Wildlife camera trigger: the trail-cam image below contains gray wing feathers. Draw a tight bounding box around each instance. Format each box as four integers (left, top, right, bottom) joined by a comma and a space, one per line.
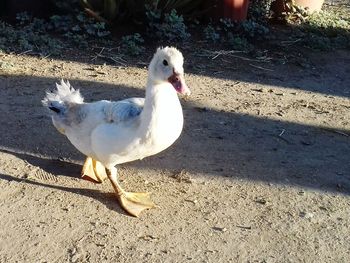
107, 98, 144, 122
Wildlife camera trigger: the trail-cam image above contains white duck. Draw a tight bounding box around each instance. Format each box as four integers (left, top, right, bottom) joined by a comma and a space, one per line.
43, 47, 190, 217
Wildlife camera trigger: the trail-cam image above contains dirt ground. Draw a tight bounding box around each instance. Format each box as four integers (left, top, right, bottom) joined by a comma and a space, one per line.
0, 42, 349, 263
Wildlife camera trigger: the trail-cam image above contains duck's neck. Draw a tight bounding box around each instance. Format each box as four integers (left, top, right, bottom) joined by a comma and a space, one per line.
142, 78, 178, 119
140, 78, 183, 139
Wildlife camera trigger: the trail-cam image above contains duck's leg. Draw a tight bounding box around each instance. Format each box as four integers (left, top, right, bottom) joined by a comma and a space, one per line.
81, 157, 107, 183
105, 167, 155, 217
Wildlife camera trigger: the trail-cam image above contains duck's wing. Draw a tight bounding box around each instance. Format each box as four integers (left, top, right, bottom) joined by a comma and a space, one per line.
107, 98, 144, 123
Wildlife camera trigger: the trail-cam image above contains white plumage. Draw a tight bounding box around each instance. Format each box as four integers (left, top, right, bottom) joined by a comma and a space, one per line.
43, 47, 190, 217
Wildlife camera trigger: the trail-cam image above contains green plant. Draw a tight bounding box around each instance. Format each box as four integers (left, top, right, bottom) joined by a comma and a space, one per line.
240, 20, 270, 38
227, 35, 251, 50
146, 8, 190, 42
204, 25, 220, 43
84, 22, 110, 37
220, 18, 269, 39
297, 10, 350, 50
248, 0, 273, 23
50, 15, 75, 32
0, 21, 62, 55
304, 34, 331, 50
121, 33, 145, 55
304, 10, 350, 37
16, 12, 32, 25
203, 18, 268, 50
50, 13, 110, 37
0, 8, 113, 56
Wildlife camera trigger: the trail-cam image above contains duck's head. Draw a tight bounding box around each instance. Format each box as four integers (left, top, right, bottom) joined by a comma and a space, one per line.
148, 47, 190, 96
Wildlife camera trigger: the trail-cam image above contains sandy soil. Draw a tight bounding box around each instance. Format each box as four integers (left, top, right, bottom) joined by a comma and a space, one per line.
0, 46, 349, 263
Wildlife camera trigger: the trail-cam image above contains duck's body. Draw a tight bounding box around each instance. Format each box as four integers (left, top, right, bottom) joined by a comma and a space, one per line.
61, 83, 183, 166
43, 47, 190, 216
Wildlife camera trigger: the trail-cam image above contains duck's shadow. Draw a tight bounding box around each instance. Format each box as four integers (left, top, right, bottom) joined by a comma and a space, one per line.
0, 75, 349, 196
0, 149, 129, 216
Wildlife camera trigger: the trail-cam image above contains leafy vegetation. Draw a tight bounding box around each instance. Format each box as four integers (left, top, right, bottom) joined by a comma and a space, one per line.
248, 0, 273, 23
121, 33, 145, 55
203, 18, 269, 51
146, 7, 190, 42
204, 25, 220, 43
281, 6, 350, 50
0, 19, 62, 55
0, 0, 349, 57
0, 10, 112, 55
300, 10, 350, 50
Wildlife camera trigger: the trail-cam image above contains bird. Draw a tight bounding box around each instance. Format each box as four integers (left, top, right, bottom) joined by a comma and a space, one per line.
42, 47, 190, 217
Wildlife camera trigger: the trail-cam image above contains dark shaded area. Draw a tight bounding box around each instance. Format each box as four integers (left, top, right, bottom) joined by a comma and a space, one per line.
0, 171, 128, 216
0, 0, 56, 20
0, 1, 348, 100
0, 75, 349, 196
185, 47, 350, 98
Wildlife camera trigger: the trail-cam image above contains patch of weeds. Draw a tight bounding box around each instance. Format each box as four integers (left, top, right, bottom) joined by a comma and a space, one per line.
146, 7, 190, 42
49, 13, 111, 48
84, 22, 110, 37
240, 20, 269, 38
271, 2, 349, 50
227, 35, 251, 50
121, 33, 145, 56
303, 10, 350, 37
204, 25, 220, 43
0, 21, 62, 55
248, 0, 273, 23
204, 18, 268, 51
49, 13, 110, 37
16, 12, 32, 25
63, 32, 89, 48
49, 15, 75, 32
303, 34, 331, 50
299, 10, 350, 50
75, 13, 110, 37
0, 11, 112, 55
221, 18, 269, 39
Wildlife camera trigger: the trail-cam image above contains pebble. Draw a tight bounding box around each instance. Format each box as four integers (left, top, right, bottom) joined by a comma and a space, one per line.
255, 198, 267, 205
300, 211, 314, 219
212, 226, 228, 232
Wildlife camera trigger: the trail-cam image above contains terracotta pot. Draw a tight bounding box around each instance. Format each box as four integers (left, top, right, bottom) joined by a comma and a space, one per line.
271, 0, 324, 14
206, 0, 250, 21
294, 0, 324, 12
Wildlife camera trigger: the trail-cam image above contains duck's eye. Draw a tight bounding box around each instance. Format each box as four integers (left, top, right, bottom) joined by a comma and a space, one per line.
162, 59, 168, 66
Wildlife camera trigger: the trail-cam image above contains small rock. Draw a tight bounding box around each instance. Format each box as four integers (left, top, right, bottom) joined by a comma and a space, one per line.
255, 198, 267, 205
300, 211, 314, 219
185, 199, 198, 204
300, 140, 312, 146
194, 107, 209, 112
212, 226, 227, 232
251, 88, 265, 93
139, 235, 158, 241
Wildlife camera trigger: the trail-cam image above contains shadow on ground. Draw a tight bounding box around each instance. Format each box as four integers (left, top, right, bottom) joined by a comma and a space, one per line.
0, 164, 128, 216
0, 74, 349, 196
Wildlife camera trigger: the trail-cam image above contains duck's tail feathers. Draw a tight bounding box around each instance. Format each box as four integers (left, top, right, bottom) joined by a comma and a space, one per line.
42, 80, 84, 114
